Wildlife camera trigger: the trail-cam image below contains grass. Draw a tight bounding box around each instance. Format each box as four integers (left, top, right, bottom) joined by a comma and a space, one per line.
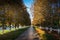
0, 28, 17, 35
34, 26, 57, 40
44, 33, 56, 40
0, 27, 27, 35
0, 27, 29, 40
0, 30, 10, 34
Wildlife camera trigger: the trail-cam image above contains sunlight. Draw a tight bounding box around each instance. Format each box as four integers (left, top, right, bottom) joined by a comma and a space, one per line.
35, 26, 46, 40
23, 0, 34, 22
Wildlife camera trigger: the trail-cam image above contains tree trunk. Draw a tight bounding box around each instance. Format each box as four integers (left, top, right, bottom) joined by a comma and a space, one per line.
15, 24, 17, 30
2, 24, 5, 33
9, 22, 11, 30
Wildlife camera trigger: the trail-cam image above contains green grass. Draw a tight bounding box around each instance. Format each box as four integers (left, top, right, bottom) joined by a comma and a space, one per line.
0, 28, 17, 35
33, 26, 58, 40
0, 30, 10, 34
0, 26, 29, 34
0, 27, 29, 40
0, 30, 3, 34
43, 33, 57, 40
0, 27, 26, 35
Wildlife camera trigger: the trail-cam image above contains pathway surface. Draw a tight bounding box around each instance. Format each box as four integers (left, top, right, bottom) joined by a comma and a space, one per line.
15, 26, 39, 40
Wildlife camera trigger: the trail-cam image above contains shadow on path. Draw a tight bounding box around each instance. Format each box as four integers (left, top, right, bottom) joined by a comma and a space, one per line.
15, 26, 39, 40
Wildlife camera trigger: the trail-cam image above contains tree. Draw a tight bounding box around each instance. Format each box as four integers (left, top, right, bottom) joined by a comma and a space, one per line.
33, 0, 50, 26
0, 0, 31, 31
0, 6, 6, 33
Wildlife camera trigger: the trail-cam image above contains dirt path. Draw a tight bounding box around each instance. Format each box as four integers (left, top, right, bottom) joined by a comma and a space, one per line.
15, 26, 39, 40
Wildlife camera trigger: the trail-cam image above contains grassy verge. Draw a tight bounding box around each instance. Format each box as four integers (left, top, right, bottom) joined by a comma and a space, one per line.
0, 28, 16, 35
43, 33, 57, 40
33, 26, 57, 40
0, 27, 29, 40
0, 27, 28, 35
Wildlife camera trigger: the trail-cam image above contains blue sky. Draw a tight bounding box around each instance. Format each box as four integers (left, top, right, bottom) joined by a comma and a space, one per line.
23, 0, 34, 21
23, 0, 34, 8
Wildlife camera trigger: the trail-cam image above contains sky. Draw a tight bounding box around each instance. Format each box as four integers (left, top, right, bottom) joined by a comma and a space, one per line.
23, 0, 34, 21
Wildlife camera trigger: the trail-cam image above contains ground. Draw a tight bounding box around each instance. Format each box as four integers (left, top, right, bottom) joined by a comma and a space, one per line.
15, 26, 39, 40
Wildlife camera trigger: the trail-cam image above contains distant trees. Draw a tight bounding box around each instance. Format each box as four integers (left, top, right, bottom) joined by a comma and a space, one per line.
48, 0, 60, 27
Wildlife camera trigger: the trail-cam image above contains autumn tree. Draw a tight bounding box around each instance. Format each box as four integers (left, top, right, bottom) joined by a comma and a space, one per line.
33, 0, 50, 26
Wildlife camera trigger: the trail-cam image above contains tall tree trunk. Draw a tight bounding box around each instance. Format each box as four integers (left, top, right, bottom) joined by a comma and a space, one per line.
2, 24, 5, 33
9, 22, 11, 30
15, 23, 17, 29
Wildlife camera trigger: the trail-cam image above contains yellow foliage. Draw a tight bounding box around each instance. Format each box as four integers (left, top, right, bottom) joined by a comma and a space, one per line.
35, 26, 46, 40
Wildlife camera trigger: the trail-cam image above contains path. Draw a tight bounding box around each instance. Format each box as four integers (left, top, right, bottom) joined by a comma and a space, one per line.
15, 26, 39, 40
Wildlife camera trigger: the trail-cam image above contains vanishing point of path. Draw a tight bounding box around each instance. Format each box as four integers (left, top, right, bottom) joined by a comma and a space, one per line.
15, 26, 39, 40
